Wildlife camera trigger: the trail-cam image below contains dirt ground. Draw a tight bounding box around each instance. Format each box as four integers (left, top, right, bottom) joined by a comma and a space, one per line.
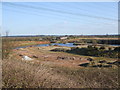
12, 46, 86, 68
11, 46, 117, 69
3, 46, 118, 88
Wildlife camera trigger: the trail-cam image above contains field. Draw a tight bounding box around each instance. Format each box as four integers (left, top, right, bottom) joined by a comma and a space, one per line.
2, 1, 119, 88
2, 36, 119, 88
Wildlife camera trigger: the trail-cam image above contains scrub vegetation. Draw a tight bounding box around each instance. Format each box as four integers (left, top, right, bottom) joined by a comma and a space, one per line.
2, 35, 119, 88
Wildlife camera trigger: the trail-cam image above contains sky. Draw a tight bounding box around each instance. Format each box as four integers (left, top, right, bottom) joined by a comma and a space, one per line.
1, 2, 118, 36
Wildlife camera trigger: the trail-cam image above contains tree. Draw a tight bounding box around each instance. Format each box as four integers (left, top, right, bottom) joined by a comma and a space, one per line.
114, 47, 120, 51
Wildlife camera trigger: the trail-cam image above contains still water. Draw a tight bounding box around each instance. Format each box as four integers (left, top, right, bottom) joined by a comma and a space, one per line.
15, 43, 120, 49
35, 43, 75, 47
15, 43, 75, 49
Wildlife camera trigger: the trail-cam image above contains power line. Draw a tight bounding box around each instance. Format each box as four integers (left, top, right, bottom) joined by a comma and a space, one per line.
72, 2, 117, 12
3, 5, 117, 26
47, 2, 117, 18
2, 8, 117, 35
4, 2, 117, 22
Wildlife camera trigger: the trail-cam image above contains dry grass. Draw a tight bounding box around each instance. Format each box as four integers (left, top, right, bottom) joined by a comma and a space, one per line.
54, 66, 119, 88
2, 59, 76, 88
2, 38, 119, 88
2, 57, 119, 88
2, 38, 49, 59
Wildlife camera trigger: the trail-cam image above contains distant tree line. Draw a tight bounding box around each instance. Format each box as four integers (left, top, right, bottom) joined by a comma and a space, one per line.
71, 39, 120, 45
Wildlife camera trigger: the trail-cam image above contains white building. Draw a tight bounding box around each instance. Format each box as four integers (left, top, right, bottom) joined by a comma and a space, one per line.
60, 37, 68, 40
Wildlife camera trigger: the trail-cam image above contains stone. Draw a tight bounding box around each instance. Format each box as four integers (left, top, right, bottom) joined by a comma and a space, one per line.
22, 56, 33, 61
32, 55, 38, 58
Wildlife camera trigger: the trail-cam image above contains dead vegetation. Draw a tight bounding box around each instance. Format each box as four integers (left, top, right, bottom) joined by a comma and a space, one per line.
2, 57, 119, 88
2, 38, 119, 88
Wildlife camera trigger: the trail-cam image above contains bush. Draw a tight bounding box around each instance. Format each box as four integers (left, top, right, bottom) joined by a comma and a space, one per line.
2, 38, 13, 59
99, 46, 105, 50
114, 47, 120, 51
67, 46, 119, 58
51, 48, 68, 52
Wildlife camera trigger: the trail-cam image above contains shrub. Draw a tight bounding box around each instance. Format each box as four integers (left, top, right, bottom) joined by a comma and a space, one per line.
51, 48, 68, 52
2, 38, 13, 59
99, 46, 105, 50
114, 47, 120, 51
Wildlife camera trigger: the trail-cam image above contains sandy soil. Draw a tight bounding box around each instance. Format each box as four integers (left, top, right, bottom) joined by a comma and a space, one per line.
12, 46, 92, 68
12, 46, 117, 69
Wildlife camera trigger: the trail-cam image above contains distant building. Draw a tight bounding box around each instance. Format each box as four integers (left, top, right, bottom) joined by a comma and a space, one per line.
39, 38, 43, 41
60, 37, 68, 40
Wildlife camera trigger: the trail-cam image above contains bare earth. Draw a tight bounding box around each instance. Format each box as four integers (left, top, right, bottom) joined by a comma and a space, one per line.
3, 46, 118, 88
12, 46, 117, 68
12, 46, 90, 68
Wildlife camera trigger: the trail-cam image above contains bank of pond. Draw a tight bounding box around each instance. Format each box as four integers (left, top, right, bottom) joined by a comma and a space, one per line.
15, 42, 120, 59
15, 42, 120, 49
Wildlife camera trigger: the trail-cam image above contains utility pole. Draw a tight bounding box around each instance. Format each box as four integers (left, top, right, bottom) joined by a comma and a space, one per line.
5, 30, 9, 37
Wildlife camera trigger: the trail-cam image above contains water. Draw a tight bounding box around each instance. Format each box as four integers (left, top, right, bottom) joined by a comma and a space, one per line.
35, 43, 75, 47
15, 43, 120, 49
15, 46, 30, 49
15, 43, 75, 49
110, 44, 120, 46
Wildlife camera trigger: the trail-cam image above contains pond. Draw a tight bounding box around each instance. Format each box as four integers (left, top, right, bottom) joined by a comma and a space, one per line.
35, 43, 75, 47
15, 43, 120, 49
15, 43, 76, 49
